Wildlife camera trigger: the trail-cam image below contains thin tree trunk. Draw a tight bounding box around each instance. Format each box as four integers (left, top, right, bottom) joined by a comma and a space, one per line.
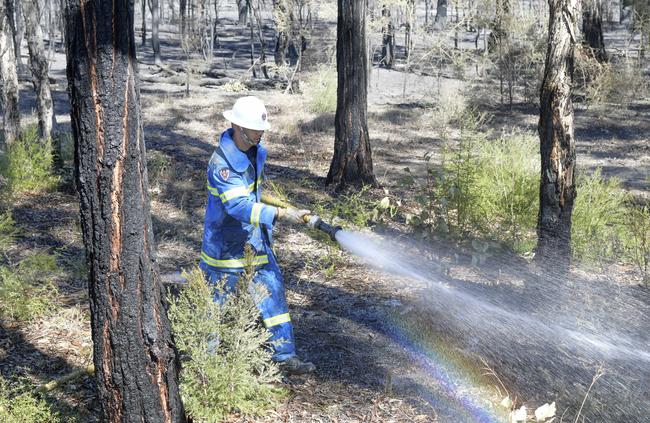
152, 0, 161, 64
64, 0, 186, 420
582, 0, 607, 61
21, 0, 55, 141
0, 0, 20, 146
250, 0, 268, 78
141, 0, 146, 46
180, 0, 186, 38
380, 5, 394, 68
272, 0, 291, 66
435, 0, 447, 27
536, 0, 580, 273
237, 0, 247, 25
11, 0, 25, 72
327, 0, 378, 190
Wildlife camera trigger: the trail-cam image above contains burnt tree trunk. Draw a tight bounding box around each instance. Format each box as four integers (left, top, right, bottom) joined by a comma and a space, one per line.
64, 0, 185, 420
435, 0, 447, 27
327, 0, 377, 190
141, 0, 146, 46
21, 0, 55, 141
180, 0, 186, 38
0, 0, 20, 146
536, 0, 580, 273
152, 0, 161, 64
582, 0, 607, 61
236, 0, 247, 25
272, 0, 292, 66
380, 5, 394, 68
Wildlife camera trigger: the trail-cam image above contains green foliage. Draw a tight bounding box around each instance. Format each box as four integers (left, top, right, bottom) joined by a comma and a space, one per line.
623, 203, 650, 283
0, 211, 16, 255
315, 185, 399, 228
473, 131, 539, 253
0, 125, 59, 195
572, 170, 629, 263
579, 57, 649, 108
302, 64, 337, 114
147, 150, 173, 188
167, 264, 284, 422
0, 377, 59, 423
0, 252, 60, 321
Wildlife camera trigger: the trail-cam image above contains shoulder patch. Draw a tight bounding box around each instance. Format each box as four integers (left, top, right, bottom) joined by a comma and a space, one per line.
218, 168, 230, 181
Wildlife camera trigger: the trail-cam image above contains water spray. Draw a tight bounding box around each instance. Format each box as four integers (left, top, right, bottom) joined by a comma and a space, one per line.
261, 194, 342, 241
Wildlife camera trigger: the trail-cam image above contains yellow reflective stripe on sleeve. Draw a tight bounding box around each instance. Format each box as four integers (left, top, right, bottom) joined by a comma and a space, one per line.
206, 181, 220, 196
219, 186, 251, 203
200, 252, 269, 268
264, 313, 291, 328
250, 203, 263, 226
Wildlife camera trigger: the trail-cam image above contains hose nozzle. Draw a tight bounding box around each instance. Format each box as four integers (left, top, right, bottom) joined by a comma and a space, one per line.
307, 215, 342, 242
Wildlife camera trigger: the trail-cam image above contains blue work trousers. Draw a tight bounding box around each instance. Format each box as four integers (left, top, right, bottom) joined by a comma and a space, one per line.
199, 253, 296, 362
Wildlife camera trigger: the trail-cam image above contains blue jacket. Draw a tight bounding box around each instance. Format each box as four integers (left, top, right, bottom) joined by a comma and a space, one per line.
200, 129, 278, 272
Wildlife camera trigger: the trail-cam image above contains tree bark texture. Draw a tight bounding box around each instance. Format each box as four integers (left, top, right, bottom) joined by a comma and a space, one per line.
272, 0, 292, 66
64, 0, 185, 421
327, 0, 377, 190
0, 0, 20, 146
152, 0, 161, 65
435, 0, 447, 27
381, 5, 394, 67
537, 0, 580, 272
582, 0, 607, 61
21, 0, 54, 141
237, 0, 247, 25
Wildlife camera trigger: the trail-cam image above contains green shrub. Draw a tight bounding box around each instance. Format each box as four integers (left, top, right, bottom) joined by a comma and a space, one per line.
167, 265, 284, 422
0, 252, 60, 321
623, 203, 650, 283
572, 170, 629, 264
0, 211, 16, 255
473, 131, 539, 253
0, 126, 59, 195
0, 377, 59, 423
302, 65, 337, 114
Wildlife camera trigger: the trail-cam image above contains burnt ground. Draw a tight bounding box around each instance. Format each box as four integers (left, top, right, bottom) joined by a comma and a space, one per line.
1, 1, 649, 422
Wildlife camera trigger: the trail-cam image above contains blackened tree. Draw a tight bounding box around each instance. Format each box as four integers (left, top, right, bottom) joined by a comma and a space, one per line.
327, 0, 378, 190
536, 0, 580, 273
64, 0, 185, 420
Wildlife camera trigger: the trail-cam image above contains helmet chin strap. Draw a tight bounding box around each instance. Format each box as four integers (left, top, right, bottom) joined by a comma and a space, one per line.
240, 127, 262, 147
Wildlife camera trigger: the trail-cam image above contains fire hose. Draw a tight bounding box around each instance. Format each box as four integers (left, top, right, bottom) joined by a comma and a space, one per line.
260, 194, 342, 242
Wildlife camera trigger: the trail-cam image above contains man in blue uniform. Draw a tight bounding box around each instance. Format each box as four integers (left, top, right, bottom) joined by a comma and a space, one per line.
200, 96, 316, 374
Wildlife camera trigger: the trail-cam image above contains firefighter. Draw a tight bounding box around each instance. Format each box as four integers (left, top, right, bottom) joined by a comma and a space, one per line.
199, 96, 316, 375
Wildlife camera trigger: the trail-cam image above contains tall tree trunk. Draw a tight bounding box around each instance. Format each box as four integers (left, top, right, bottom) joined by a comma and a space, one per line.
141, 0, 146, 46
152, 0, 161, 64
0, 0, 20, 146
327, 0, 377, 190
180, 0, 186, 38
272, 0, 291, 66
236, 0, 247, 25
582, 0, 607, 61
380, 5, 394, 68
21, 0, 55, 141
10, 0, 25, 72
536, 0, 580, 273
64, 0, 185, 420
435, 0, 447, 27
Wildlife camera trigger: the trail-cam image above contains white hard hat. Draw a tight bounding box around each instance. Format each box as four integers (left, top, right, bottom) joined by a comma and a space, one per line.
223, 96, 271, 131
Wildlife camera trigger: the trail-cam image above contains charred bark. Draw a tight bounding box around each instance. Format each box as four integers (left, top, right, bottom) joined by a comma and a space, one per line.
434, 0, 447, 27
152, 0, 161, 65
536, 0, 580, 273
64, 0, 185, 420
0, 0, 20, 146
327, 0, 378, 190
380, 5, 394, 68
272, 0, 292, 66
582, 0, 607, 62
21, 0, 55, 141
237, 0, 247, 25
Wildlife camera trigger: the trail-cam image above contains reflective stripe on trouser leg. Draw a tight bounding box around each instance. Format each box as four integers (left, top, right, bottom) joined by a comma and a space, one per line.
254, 255, 296, 361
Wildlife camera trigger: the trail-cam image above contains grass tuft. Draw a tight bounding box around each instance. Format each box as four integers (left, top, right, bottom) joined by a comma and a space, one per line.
0, 377, 59, 423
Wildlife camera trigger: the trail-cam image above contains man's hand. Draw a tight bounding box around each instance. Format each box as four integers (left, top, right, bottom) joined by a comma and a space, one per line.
276, 207, 311, 224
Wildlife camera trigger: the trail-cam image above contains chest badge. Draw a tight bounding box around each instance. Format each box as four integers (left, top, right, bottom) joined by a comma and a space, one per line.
218, 168, 230, 181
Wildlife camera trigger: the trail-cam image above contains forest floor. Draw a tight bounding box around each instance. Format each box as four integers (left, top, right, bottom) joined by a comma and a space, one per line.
1, 2, 649, 422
